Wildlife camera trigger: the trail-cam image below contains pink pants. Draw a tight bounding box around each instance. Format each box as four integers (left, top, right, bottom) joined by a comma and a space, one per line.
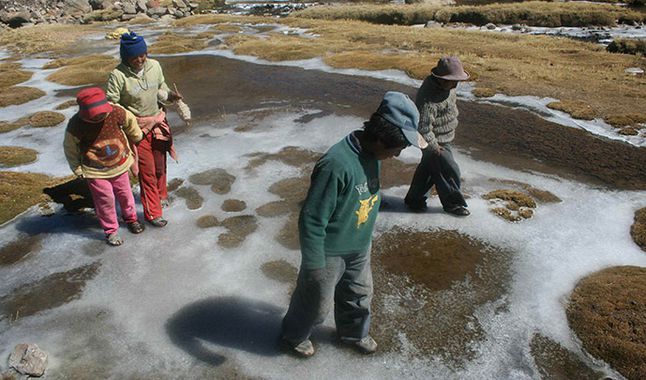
87, 171, 138, 235
137, 131, 168, 221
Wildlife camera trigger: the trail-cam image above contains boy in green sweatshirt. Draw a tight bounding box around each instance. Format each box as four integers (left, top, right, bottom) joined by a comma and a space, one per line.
281, 91, 428, 357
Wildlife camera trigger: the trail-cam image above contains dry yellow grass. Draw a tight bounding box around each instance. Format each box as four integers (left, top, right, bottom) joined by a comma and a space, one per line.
631, 207, 646, 252
0, 146, 38, 167
0, 62, 32, 88
148, 32, 210, 54
0, 86, 45, 107
0, 117, 29, 133
45, 54, 117, 86
29, 111, 66, 128
0, 23, 100, 55
175, 13, 646, 126
0, 171, 66, 224
547, 100, 597, 120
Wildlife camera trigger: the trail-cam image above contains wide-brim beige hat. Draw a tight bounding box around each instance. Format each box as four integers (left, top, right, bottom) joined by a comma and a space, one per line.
431, 56, 470, 81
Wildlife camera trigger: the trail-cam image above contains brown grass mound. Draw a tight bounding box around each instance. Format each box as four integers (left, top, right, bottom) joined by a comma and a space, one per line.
605, 113, 646, 128
0, 146, 38, 167
148, 32, 209, 55
0, 86, 45, 107
188, 168, 236, 194
245, 146, 320, 170
196, 214, 220, 228
45, 55, 117, 86
630, 207, 646, 252
218, 215, 258, 248
567, 266, 646, 380
0, 171, 63, 224
260, 260, 298, 285
490, 179, 561, 203
607, 38, 646, 56
167, 178, 185, 192
0, 23, 100, 55
175, 186, 204, 210
221, 199, 247, 212
0, 62, 32, 88
547, 100, 596, 120
530, 334, 607, 379
484, 189, 537, 222
0, 117, 30, 134
372, 227, 511, 364
472, 87, 497, 98
56, 99, 78, 110
29, 111, 66, 128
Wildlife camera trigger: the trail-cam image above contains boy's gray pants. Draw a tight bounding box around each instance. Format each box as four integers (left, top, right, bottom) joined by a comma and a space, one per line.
282, 251, 373, 344
406, 144, 467, 209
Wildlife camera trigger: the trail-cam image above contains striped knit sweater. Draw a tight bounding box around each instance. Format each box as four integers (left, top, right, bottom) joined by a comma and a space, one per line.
415, 76, 459, 152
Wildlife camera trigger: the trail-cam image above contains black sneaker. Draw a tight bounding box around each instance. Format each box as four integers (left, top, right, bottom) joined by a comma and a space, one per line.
444, 205, 470, 216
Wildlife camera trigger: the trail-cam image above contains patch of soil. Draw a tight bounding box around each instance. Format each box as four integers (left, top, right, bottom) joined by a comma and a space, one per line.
371, 227, 512, 365
0, 146, 38, 167
380, 157, 417, 189
530, 334, 607, 380
29, 111, 66, 128
630, 207, 646, 252
260, 259, 298, 284
0, 262, 101, 321
188, 168, 236, 195
218, 215, 258, 249
566, 266, 646, 380
175, 186, 204, 210
0, 171, 62, 224
221, 199, 246, 212
0, 86, 45, 107
196, 214, 220, 228
245, 146, 320, 171
0, 234, 42, 266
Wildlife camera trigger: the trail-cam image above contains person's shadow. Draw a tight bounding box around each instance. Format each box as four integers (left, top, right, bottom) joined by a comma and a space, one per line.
165, 296, 284, 366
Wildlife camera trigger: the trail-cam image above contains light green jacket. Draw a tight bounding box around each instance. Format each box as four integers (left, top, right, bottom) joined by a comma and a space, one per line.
106, 58, 171, 117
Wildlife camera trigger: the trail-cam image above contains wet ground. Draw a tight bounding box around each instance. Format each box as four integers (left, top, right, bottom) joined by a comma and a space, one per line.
159, 55, 646, 191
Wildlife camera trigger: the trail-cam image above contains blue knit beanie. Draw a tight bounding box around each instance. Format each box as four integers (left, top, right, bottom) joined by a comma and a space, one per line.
119, 32, 147, 62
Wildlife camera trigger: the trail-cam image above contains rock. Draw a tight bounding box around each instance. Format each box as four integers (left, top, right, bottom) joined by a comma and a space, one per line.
121, 12, 136, 20
146, 6, 166, 16
64, 0, 92, 13
2, 11, 32, 28
187, 2, 198, 9
625, 67, 644, 76
172, 0, 187, 8
8, 343, 48, 377
122, 2, 136, 13
145, 0, 159, 7
485, 22, 496, 30
173, 9, 184, 17
425, 20, 441, 28
511, 24, 523, 31
166, 6, 173, 15
135, 0, 147, 11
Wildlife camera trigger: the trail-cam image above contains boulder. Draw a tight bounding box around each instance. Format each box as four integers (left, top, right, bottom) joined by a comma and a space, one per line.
173, 9, 184, 17
3, 11, 32, 28
121, 13, 136, 20
8, 343, 48, 377
484, 22, 496, 30
64, 0, 92, 13
122, 2, 136, 13
145, 0, 159, 8
187, 2, 197, 9
136, 0, 147, 11
146, 6, 166, 16
425, 20, 441, 28
172, 0, 187, 8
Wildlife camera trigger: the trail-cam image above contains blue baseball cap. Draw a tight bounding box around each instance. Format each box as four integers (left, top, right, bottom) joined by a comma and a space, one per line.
376, 91, 428, 149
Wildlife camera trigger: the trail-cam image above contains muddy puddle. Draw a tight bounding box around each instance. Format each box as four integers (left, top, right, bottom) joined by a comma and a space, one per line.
158, 55, 646, 191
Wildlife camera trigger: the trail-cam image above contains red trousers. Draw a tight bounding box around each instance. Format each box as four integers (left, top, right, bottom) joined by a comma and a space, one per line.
137, 132, 168, 221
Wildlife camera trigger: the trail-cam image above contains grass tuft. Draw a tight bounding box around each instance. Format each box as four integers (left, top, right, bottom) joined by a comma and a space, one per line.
547, 100, 596, 120
45, 55, 117, 86
0, 171, 65, 224
0, 86, 45, 107
148, 32, 210, 55
607, 38, 646, 55
0, 146, 38, 167
29, 111, 66, 128
631, 207, 646, 251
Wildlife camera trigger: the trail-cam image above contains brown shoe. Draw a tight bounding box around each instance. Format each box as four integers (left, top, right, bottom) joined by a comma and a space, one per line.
127, 221, 145, 234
